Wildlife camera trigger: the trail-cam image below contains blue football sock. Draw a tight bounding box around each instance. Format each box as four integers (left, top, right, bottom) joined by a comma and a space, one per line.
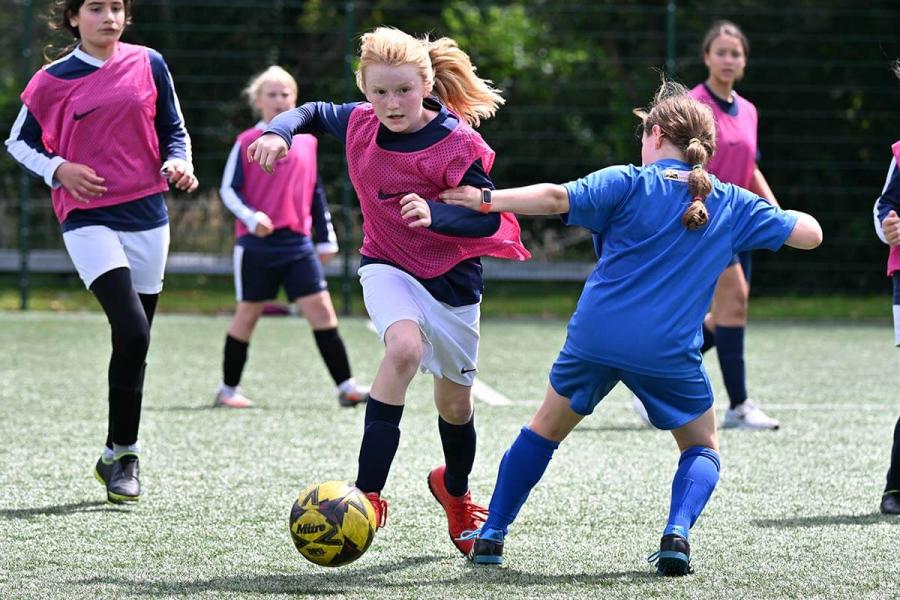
664, 446, 721, 540
482, 427, 559, 535
715, 326, 747, 409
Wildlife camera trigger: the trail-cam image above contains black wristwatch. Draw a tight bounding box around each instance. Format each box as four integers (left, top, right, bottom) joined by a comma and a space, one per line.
479, 188, 493, 213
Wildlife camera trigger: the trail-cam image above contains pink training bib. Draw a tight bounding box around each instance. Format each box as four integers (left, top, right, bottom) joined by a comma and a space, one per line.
886, 141, 900, 275
345, 104, 530, 278
20, 42, 169, 223
235, 127, 318, 238
690, 84, 758, 189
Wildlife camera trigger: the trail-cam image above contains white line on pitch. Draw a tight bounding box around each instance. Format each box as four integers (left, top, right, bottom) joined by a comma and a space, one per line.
363, 319, 513, 406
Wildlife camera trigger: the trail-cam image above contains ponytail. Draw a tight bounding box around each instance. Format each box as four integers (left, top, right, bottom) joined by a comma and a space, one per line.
635, 79, 717, 231
427, 37, 504, 127
683, 138, 713, 230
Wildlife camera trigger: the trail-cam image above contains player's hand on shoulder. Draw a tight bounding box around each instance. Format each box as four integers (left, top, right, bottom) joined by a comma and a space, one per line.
54, 161, 107, 203
247, 133, 288, 174
162, 159, 199, 193
884, 210, 900, 246
253, 212, 274, 237
399, 193, 431, 229
439, 185, 481, 211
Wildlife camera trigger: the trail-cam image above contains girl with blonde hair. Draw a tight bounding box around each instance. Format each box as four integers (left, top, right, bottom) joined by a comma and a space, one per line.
216, 65, 369, 409
247, 27, 530, 556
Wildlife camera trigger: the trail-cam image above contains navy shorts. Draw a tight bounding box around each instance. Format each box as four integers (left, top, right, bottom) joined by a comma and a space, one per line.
234, 246, 327, 302
549, 347, 713, 430
727, 251, 753, 284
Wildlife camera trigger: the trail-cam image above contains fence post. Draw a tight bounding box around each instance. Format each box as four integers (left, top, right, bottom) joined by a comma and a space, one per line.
665, 0, 677, 77
338, 0, 356, 316
18, 0, 34, 311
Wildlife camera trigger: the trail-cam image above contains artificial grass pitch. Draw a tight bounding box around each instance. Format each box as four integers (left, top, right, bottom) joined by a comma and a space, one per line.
0, 313, 897, 599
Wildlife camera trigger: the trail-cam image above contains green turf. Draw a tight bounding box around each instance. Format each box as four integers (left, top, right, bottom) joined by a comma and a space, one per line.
0, 313, 897, 599
0, 273, 894, 320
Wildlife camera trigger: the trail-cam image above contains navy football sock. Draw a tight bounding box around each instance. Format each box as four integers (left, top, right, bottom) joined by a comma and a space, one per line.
664, 446, 721, 540
715, 326, 747, 409
223, 335, 248, 388
482, 427, 559, 535
354, 397, 404, 494
886, 416, 900, 492
700, 323, 716, 354
438, 415, 476, 496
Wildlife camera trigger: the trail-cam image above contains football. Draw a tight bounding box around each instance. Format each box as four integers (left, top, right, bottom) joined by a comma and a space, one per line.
289, 481, 377, 567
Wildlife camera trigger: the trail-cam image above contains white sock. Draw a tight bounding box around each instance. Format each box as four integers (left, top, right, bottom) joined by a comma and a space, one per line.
219, 383, 238, 395
337, 379, 357, 394
113, 442, 141, 459
102, 446, 115, 462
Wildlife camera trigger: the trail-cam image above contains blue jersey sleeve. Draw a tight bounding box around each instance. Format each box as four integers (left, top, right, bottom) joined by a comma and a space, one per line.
149, 50, 191, 163
561, 165, 633, 232
729, 186, 798, 253
427, 158, 500, 237
266, 102, 362, 147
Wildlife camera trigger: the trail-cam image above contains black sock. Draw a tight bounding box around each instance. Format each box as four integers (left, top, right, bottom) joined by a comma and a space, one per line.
223, 335, 249, 388
887, 416, 900, 492
313, 327, 352, 386
439, 415, 476, 496
355, 397, 403, 493
91, 268, 151, 447
700, 322, 715, 354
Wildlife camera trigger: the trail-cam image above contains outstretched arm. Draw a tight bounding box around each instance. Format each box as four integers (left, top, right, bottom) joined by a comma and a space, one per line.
440, 183, 569, 215
784, 211, 823, 250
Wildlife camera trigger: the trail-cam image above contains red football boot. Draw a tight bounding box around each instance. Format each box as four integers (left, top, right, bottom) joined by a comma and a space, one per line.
427, 465, 488, 556
363, 491, 389, 530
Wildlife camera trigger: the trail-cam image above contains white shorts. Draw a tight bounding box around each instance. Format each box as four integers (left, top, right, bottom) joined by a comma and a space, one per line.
62, 224, 170, 293
359, 263, 480, 386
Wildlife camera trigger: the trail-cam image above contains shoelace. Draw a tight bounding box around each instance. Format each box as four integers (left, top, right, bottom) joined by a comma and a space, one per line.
456, 528, 481, 542
646, 551, 661, 565
452, 497, 488, 528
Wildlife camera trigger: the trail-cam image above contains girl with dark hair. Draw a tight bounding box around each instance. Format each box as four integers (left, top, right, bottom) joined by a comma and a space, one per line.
5, 0, 197, 503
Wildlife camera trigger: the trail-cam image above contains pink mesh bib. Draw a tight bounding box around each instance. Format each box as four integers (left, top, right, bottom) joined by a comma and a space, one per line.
345, 105, 530, 278
21, 43, 169, 223
235, 127, 318, 238
887, 141, 900, 276
690, 84, 758, 189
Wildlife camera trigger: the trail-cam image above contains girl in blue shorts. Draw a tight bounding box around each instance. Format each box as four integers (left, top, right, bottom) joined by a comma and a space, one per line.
441, 80, 823, 574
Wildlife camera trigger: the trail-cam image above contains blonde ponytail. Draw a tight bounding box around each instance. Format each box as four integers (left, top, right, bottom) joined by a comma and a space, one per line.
427, 37, 504, 127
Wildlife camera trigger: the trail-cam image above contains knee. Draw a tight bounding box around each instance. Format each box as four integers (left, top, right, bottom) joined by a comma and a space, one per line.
114, 317, 151, 357
439, 397, 473, 424
383, 336, 422, 376
716, 288, 748, 323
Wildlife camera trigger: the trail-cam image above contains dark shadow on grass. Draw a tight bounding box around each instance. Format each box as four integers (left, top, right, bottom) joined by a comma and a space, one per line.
0, 500, 119, 520
752, 512, 899, 528
73, 556, 660, 596
73, 554, 450, 596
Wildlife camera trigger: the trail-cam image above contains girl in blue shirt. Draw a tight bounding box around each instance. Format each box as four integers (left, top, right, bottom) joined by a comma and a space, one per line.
441, 81, 822, 575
